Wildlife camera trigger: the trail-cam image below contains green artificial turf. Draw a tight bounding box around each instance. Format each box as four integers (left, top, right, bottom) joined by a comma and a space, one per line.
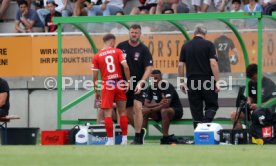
0, 144, 275, 166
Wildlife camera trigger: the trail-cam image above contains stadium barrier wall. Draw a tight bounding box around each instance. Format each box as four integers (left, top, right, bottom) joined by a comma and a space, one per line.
1, 31, 276, 77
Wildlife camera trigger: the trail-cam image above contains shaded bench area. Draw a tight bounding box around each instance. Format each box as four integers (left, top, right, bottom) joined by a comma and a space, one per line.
146, 98, 236, 135
77, 98, 236, 137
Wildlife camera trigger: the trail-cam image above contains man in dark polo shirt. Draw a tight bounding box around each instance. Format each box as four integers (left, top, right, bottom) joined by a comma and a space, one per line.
142, 70, 183, 144
0, 77, 10, 117
178, 24, 220, 129
117, 24, 153, 145
231, 64, 276, 129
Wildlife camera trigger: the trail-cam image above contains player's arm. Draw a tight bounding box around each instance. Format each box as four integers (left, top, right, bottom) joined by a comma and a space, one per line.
178, 62, 187, 93
178, 45, 187, 93
178, 62, 185, 80
121, 61, 130, 82
92, 56, 100, 100
0, 92, 8, 107
144, 99, 161, 108
209, 43, 220, 92
140, 66, 153, 85
160, 86, 174, 108
210, 58, 220, 93
92, 70, 100, 100
135, 65, 153, 94
135, 48, 153, 94
247, 96, 258, 110
247, 96, 254, 105
150, 97, 170, 112
121, 61, 130, 91
210, 59, 219, 82
160, 97, 171, 109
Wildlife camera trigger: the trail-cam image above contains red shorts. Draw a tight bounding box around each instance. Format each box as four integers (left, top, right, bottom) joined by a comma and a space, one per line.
101, 80, 127, 109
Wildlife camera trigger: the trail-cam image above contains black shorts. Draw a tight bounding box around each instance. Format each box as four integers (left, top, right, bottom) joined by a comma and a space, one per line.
138, 3, 157, 11
155, 107, 183, 121
126, 89, 146, 108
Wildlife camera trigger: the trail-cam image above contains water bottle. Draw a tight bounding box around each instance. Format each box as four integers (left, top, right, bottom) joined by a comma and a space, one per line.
223, 133, 230, 144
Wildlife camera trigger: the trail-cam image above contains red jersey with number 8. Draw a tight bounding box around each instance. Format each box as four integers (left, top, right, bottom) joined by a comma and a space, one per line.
91, 48, 126, 81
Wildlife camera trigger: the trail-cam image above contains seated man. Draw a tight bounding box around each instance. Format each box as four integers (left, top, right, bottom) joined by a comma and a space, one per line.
44, 0, 62, 32
142, 70, 183, 144
37, 0, 72, 26
0, 77, 10, 117
231, 64, 276, 129
15, 0, 44, 33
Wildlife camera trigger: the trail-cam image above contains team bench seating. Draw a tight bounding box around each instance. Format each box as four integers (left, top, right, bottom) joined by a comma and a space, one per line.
77, 98, 236, 136
146, 98, 236, 135
147, 118, 233, 135
0, 115, 20, 144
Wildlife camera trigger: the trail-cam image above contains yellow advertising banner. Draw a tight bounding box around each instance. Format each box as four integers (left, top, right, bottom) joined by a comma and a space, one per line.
0, 37, 32, 77
0, 32, 275, 77
32, 36, 96, 76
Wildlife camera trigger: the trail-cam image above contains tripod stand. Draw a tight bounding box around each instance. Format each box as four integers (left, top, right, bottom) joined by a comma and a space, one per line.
232, 86, 250, 129
232, 100, 249, 129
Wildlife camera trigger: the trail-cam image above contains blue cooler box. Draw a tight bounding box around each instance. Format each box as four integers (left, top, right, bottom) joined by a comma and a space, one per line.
87, 124, 122, 145
194, 123, 223, 145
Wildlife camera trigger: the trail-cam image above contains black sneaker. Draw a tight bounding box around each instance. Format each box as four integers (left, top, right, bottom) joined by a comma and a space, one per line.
140, 128, 147, 144
130, 136, 142, 145
160, 134, 178, 145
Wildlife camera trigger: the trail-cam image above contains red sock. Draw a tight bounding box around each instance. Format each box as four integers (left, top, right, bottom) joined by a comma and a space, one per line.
120, 115, 128, 136
104, 117, 113, 137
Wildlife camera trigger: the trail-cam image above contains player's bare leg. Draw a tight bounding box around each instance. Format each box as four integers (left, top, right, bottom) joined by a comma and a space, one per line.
104, 108, 114, 145
160, 108, 175, 136
132, 100, 146, 144
142, 107, 151, 128
133, 100, 143, 133
116, 100, 128, 145
142, 108, 161, 128
126, 107, 134, 127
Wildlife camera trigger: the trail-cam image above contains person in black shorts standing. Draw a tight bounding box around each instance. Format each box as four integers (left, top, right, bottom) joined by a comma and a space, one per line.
178, 24, 220, 129
142, 70, 183, 144
214, 33, 239, 73
0, 77, 10, 117
117, 24, 153, 144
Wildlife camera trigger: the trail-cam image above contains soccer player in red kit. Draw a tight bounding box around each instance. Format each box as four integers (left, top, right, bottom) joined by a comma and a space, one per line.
92, 34, 130, 145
